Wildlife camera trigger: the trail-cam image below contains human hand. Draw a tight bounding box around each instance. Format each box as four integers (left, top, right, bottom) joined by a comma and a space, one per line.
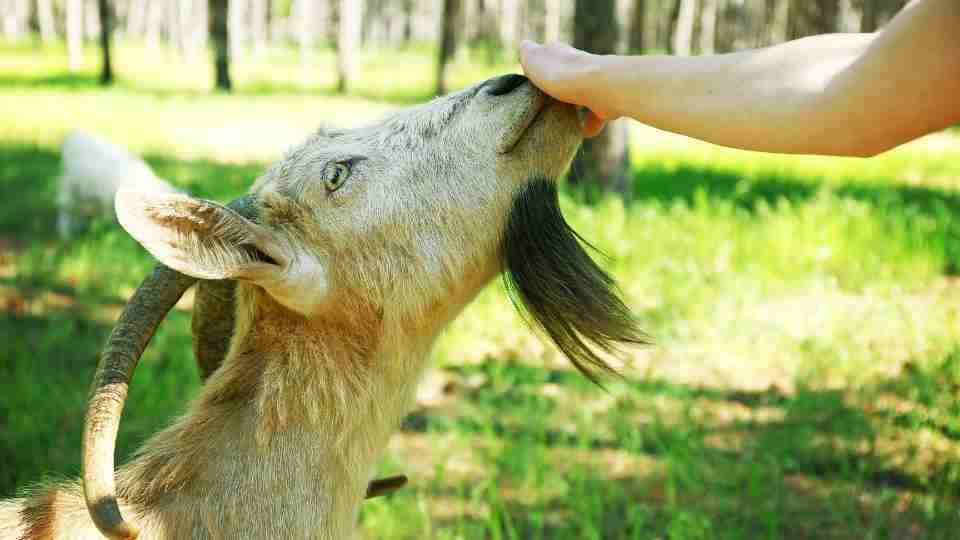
519, 40, 614, 138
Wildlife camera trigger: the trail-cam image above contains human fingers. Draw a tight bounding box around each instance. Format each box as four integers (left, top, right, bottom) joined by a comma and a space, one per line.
519, 40, 593, 108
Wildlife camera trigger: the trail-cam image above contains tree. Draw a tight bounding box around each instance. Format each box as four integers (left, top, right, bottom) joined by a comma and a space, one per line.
37, 0, 57, 42
571, 0, 631, 195
251, 0, 269, 56
763, 0, 790, 46
337, 0, 362, 93
98, 0, 113, 84
1, 0, 29, 42
436, 0, 461, 95
229, 0, 248, 61
699, 0, 718, 54
210, 0, 231, 91
788, 0, 839, 39
628, 0, 645, 54
672, 0, 696, 56
544, 0, 560, 43
861, 0, 906, 32
67, 0, 83, 71
500, 0, 518, 50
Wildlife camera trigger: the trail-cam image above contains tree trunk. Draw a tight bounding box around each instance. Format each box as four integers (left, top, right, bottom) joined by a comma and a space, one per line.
229, 0, 247, 61
627, 0, 644, 53
251, 0, 267, 55
500, 0, 517, 50
296, 0, 314, 64
698, 0, 717, 54
125, 0, 146, 38
37, 0, 56, 41
788, 0, 838, 39
98, 0, 113, 84
209, 0, 231, 91
187, 0, 209, 61
84, 0, 99, 38
436, 0, 461, 95
544, 0, 560, 43
67, 0, 83, 70
571, 0, 631, 195
672, 0, 696, 56
337, 0, 361, 93
764, 0, 789, 45
168, 0, 184, 60
6, 0, 30, 42
860, 0, 906, 32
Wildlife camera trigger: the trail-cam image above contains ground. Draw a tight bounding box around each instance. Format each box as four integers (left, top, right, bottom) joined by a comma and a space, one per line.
2, 41, 960, 539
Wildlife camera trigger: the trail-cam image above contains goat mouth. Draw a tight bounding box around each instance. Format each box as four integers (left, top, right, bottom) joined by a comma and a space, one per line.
496, 91, 548, 154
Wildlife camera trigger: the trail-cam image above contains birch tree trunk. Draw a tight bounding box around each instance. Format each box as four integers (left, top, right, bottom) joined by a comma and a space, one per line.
168, 0, 183, 59
671, 0, 696, 56
229, 0, 247, 61
210, 0, 231, 90
67, 0, 84, 70
37, 0, 57, 41
297, 0, 314, 65
145, 0, 164, 48
571, 0, 631, 195
764, 0, 789, 45
544, 0, 560, 43
251, 0, 267, 55
500, 0, 517, 50
84, 0, 99, 38
337, 0, 362, 93
699, 0, 717, 54
125, 0, 147, 39
436, 0, 460, 95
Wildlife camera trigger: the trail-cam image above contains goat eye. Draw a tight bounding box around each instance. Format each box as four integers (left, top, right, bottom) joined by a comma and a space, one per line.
325, 162, 351, 192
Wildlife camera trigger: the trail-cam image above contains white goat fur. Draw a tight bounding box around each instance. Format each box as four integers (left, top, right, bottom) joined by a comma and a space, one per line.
57, 131, 179, 237
1, 79, 582, 539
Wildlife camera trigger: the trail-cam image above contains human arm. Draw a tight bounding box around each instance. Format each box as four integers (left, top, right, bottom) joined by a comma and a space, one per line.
520, 0, 960, 156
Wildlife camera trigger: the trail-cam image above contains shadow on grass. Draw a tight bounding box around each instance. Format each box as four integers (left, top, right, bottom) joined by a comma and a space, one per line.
398, 353, 960, 538
627, 161, 960, 272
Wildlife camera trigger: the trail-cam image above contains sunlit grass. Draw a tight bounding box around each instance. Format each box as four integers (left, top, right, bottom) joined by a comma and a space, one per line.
3, 42, 960, 539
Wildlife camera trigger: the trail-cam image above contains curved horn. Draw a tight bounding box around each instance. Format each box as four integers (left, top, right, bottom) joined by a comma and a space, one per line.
82, 264, 196, 539
82, 193, 400, 538
82, 196, 259, 539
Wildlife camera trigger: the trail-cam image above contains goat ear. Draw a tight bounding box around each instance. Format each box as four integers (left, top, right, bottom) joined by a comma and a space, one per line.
116, 190, 288, 281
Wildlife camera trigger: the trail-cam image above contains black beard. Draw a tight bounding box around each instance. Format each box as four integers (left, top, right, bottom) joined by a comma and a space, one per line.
502, 178, 647, 385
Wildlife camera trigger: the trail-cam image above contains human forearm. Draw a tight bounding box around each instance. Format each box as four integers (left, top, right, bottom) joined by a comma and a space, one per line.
520, 0, 960, 157
596, 34, 875, 155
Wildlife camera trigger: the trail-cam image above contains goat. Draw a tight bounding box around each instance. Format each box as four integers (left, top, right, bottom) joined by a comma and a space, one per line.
57, 131, 179, 238
0, 74, 645, 539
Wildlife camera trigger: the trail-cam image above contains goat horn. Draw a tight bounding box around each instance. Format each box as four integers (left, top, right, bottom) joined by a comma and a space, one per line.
82, 263, 196, 540
82, 195, 259, 539
82, 194, 399, 538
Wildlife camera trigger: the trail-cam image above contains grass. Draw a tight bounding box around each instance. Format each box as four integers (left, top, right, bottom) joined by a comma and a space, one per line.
3, 41, 960, 539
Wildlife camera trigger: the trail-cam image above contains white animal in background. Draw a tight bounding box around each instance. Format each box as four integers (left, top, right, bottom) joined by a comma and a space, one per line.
57, 131, 180, 237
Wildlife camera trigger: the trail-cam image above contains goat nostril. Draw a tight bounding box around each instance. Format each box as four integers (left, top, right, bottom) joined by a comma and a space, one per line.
486, 74, 529, 96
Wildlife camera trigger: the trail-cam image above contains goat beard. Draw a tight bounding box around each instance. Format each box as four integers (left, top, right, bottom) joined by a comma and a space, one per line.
502, 178, 647, 385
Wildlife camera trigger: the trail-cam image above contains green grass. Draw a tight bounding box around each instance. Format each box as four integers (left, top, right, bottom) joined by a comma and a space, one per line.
3, 41, 960, 539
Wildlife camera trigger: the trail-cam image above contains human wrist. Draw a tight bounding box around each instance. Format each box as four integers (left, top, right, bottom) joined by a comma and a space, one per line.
586, 54, 629, 120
